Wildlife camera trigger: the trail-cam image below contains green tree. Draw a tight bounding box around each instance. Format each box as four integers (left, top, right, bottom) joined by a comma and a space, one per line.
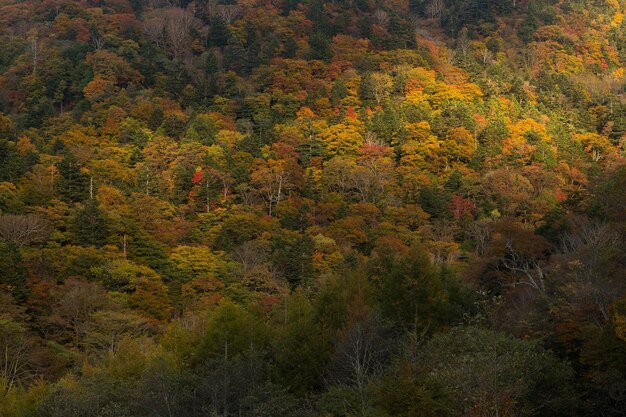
419, 326, 577, 417
0, 242, 28, 303
72, 199, 110, 247
369, 241, 449, 332
56, 152, 89, 202
272, 293, 329, 394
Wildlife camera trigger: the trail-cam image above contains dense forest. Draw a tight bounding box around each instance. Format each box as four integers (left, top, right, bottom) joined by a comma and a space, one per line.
0, 0, 625, 415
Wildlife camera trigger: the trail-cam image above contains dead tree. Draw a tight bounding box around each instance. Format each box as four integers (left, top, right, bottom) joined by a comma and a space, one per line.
143, 8, 200, 59
501, 238, 548, 295
216, 4, 241, 24
0, 214, 49, 247
426, 0, 445, 19
331, 313, 391, 415
0, 320, 31, 395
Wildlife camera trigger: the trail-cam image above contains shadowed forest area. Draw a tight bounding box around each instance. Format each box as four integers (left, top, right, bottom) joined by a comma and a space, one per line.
0, 0, 625, 415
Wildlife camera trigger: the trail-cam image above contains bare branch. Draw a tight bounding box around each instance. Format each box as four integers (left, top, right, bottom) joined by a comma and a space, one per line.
500, 238, 547, 295
0, 214, 49, 247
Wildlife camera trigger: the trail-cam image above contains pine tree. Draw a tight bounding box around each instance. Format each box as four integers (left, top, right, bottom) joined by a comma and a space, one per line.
330, 80, 349, 106
56, 152, 89, 202
358, 72, 376, 106
0, 242, 28, 303
73, 198, 110, 247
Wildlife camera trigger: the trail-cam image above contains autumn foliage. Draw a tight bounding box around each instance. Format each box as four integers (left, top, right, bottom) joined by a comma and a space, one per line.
0, 0, 625, 415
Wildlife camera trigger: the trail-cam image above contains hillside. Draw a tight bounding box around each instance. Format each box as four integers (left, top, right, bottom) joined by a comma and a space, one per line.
0, 0, 625, 416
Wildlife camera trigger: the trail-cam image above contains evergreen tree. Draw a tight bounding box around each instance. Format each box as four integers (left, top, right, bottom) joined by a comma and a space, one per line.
56, 152, 89, 202
123, 220, 174, 275
309, 31, 332, 61
224, 35, 247, 73
72, 198, 110, 247
358, 72, 376, 106
271, 233, 314, 287
369, 242, 449, 332
0, 139, 38, 182
418, 185, 451, 219
0, 241, 28, 303
330, 79, 349, 106
208, 17, 229, 48
473, 116, 509, 167
282, 36, 298, 58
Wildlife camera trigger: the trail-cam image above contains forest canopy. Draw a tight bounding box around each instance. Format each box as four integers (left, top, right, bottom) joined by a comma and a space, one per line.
0, 0, 625, 416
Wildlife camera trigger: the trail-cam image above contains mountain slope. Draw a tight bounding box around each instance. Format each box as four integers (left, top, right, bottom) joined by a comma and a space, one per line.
0, 1, 625, 416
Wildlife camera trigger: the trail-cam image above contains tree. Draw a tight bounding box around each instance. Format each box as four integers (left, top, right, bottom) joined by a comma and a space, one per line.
370, 72, 393, 105
215, 213, 265, 251
368, 240, 449, 332
84, 310, 152, 354
318, 122, 365, 158
200, 301, 267, 357
72, 199, 110, 247
56, 152, 89, 203
143, 8, 200, 59
273, 292, 330, 395
0, 214, 48, 247
552, 219, 623, 324
250, 158, 297, 216
170, 245, 228, 283
576, 133, 616, 162
184, 113, 219, 145
330, 311, 393, 415
215, 4, 241, 25
418, 326, 576, 417
47, 280, 114, 347
474, 117, 509, 168
490, 221, 551, 296
91, 259, 171, 321
270, 231, 313, 287
0, 242, 28, 304
0, 319, 31, 394
239, 383, 305, 417
426, 0, 445, 19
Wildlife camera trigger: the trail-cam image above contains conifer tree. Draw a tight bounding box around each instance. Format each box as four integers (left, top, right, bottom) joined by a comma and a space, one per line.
56, 152, 89, 202
73, 198, 110, 247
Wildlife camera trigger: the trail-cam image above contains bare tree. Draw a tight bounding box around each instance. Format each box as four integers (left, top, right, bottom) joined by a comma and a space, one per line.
164, 8, 199, 58
456, 27, 471, 57
0, 319, 31, 395
205, 0, 219, 22
250, 161, 293, 216
373, 9, 389, 27
481, 47, 493, 64
426, 0, 445, 19
445, 48, 456, 65
556, 220, 622, 322
330, 312, 392, 416
500, 237, 548, 295
468, 218, 493, 256
46, 280, 113, 347
90, 30, 105, 50
142, 16, 167, 49
215, 4, 241, 24
84, 310, 152, 355
143, 8, 200, 58
323, 157, 354, 197
560, 220, 618, 255
231, 240, 268, 276
0, 214, 49, 247
234, 183, 256, 207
